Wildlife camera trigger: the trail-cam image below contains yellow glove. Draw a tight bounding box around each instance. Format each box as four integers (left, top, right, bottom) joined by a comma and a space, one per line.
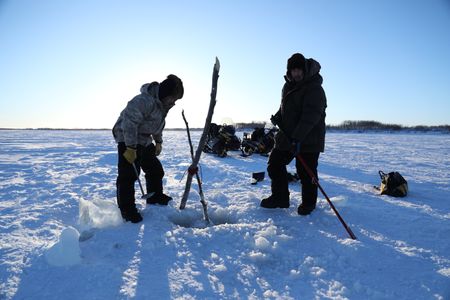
155, 143, 162, 156
123, 147, 137, 164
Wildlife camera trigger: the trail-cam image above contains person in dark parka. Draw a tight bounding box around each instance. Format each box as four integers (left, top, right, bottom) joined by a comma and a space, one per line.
261, 53, 327, 215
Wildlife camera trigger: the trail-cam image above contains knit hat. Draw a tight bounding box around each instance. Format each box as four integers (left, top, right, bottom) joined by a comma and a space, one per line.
287, 53, 306, 72
159, 74, 184, 100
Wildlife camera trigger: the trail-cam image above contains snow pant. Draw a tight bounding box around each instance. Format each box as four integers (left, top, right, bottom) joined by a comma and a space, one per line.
267, 149, 320, 209
116, 142, 164, 212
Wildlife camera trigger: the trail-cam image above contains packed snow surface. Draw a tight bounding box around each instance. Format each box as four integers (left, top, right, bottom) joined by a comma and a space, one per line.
0, 130, 449, 299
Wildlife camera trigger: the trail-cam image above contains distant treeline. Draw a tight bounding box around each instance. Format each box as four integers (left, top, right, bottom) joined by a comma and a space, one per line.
0, 128, 110, 131
1, 121, 449, 133
234, 120, 450, 133
327, 121, 450, 133
0, 127, 204, 131
235, 122, 266, 129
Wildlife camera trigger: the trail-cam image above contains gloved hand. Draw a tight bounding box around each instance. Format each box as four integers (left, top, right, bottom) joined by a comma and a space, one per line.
123, 147, 137, 164
270, 112, 282, 126
155, 143, 162, 156
292, 141, 301, 155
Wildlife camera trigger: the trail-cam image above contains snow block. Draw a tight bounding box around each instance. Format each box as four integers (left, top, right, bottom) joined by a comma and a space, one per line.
45, 226, 82, 267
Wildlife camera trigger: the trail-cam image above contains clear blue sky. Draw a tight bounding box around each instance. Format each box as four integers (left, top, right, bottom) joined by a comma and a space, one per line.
1, 0, 449, 129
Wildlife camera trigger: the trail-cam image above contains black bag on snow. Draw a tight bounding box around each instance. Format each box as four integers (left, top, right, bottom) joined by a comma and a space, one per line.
378, 171, 408, 197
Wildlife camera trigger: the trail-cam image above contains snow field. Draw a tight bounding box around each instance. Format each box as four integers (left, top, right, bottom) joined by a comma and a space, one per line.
0, 130, 449, 299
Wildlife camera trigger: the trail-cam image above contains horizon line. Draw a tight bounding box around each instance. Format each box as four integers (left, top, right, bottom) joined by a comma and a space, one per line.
1, 122, 449, 131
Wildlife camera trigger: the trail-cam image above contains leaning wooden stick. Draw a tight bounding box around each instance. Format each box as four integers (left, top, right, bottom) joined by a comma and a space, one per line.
180, 57, 220, 210
181, 110, 210, 223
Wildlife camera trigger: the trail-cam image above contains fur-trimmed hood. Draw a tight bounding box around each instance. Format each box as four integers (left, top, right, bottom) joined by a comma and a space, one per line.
285, 58, 322, 84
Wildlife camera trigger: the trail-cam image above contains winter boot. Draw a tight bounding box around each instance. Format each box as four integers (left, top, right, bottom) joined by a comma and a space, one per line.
260, 194, 289, 208
146, 192, 173, 205
297, 204, 315, 216
121, 208, 143, 223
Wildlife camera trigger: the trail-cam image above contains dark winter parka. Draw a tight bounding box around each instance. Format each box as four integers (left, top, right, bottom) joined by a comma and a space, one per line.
273, 58, 327, 153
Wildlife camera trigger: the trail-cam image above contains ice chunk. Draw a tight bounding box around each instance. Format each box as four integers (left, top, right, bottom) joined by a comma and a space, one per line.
45, 227, 81, 267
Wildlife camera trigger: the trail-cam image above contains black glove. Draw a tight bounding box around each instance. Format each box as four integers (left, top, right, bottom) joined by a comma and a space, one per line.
270, 112, 282, 126
155, 143, 162, 156
291, 141, 301, 155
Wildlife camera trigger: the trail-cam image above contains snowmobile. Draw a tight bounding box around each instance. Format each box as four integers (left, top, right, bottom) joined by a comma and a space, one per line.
240, 127, 277, 157
203, 123, 241, 157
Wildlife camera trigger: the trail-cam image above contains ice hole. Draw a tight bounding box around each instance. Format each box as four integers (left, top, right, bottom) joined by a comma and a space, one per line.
169, 209, 236, 228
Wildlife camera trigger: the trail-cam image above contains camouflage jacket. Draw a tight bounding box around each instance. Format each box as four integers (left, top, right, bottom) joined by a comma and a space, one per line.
112, 82, 167, 147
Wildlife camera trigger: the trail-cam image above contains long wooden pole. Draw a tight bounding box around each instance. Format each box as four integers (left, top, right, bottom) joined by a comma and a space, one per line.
181, 110, 210, 223
180, 57, 220, 210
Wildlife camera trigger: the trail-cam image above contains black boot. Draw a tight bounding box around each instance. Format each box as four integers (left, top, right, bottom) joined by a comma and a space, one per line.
260, 194, 289, 208
297, 204, 315, 216
146, 192, 173, 205
121, 208, 143, 223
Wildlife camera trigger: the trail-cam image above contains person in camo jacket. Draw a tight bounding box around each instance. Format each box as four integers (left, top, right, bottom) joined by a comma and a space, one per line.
113, 75, 184, 223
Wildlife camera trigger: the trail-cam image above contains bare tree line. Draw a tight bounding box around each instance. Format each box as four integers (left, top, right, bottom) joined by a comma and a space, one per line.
327, 121, 450, 132
1, 121, 449, 133
234, 120, 449, 133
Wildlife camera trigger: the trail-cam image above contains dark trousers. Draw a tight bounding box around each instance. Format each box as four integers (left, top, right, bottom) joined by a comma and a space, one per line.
116, 142, 164, 212
267, 148, 320, 209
